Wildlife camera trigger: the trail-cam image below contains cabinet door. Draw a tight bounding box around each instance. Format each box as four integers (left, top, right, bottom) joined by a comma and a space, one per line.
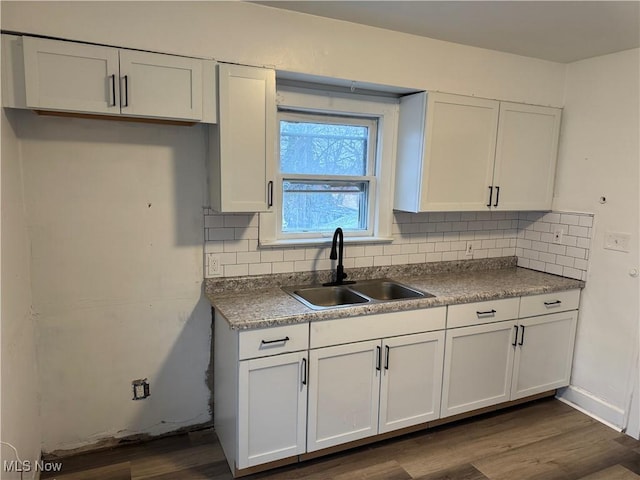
441, 321, 517, 417
420, 92, 499, 211
23, 36, 120, 114
493, 103, 561, 211
118, 50, 202, 121
211, 64, 275, 212
511, 311, 578, 400
238, 351, 307, 469
307, 340, 380, 452
379, 331, 445, 434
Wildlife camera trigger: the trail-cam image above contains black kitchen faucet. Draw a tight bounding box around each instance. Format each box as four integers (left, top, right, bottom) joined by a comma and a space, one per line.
323, 227, 355, 286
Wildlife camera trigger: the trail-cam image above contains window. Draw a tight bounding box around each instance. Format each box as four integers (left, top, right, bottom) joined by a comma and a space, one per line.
259, 86, 398, 245
279, 113, 377, 236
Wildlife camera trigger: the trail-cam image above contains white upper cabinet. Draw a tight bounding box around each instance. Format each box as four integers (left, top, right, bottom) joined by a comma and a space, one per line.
209, 63, 276, 213
118, 49, 202, 120
395, 92, 499, 212
493, 102, 562, 211
23, 36, 120, 115
12, 35, 214, 122
394, 91, 561, 212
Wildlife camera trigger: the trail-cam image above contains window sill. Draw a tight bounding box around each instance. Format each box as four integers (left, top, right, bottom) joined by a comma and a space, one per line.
259, 236, 394, 248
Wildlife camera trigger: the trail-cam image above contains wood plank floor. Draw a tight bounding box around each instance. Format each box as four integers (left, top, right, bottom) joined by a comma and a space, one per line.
41, 398, 640, 480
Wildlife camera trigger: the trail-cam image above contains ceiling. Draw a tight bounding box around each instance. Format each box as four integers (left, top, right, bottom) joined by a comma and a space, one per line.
257, 1, 640, 63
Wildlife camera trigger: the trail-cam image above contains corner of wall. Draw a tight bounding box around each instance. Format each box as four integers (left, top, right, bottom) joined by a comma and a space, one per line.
1, 108, 42, 478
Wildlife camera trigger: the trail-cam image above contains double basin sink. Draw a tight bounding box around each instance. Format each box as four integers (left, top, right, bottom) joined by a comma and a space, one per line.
283, 278, 434, 310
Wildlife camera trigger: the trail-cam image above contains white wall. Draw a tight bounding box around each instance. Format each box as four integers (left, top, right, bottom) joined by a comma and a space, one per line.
0, 1, 566, 107
14, 111, 212, 452
553, 48, 640, 433
1, 109, 42, 476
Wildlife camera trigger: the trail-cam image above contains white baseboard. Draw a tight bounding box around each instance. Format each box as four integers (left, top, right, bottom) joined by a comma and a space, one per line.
557, 386, 625, 431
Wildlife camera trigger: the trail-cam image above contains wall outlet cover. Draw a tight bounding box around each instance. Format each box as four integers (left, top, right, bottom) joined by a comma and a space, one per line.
604, 231, 631, 253
206, 253, 222, 277
465, 242, 473, 256
553, 228, 564, 244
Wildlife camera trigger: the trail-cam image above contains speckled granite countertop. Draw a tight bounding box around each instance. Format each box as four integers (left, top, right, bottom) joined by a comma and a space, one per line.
205, 257, 584, 330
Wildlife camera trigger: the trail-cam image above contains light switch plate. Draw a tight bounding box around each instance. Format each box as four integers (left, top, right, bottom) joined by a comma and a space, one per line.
604, 231, 631, 252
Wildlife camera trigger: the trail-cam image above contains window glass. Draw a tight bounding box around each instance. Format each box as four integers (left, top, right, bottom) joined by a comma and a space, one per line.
280, 120, 369, 176
282, 180, 368, 232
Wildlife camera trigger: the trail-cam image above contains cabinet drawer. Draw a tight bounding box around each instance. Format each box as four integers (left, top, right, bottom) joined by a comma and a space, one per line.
239, 323, 309, 360
519, 289, 580, 318
447, 297, 520, 328
310, 307, 446, 349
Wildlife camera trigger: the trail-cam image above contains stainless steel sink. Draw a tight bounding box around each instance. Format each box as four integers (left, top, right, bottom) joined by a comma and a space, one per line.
287, 285, 370, 310
283, 278, 433, 310
351, 279, 431, 301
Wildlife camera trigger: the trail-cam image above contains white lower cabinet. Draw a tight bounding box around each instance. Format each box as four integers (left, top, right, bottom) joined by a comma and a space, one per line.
379, 332, 445, 433
213, 316, 310, 474
511, 310, 578, 400
238, 351, 307, 468
441, 290, 580, 418
307, 330, 446, 452
216, 289, 580, 475
307, 340, 381, 452
441, 320, 518, 417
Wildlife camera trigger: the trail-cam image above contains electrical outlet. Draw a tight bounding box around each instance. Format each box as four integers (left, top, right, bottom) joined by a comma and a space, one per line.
553, 228, 564, 244
206, 253, 221, 277
132, 378, 150, 400
465, 242, 473, 256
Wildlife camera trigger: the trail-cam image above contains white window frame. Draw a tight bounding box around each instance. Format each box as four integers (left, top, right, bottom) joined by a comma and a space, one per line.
277, 111, 378, 239
259, 85, 398, 246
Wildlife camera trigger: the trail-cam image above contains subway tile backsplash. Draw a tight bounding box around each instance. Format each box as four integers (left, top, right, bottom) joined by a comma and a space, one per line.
204, 209, 593, 281
516, 211, 593, 281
